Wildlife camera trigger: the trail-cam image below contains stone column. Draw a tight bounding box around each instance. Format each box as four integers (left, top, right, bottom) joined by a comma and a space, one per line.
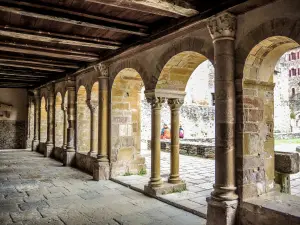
87, 100, 98, 156
147, 97, 165, 188
62, 103, 67, 149
45, 84, 55, 157
206, 12, 238, 225
93, 63, 110, 180
32, 90, 40, 151
63, 77, 76, 166
168, 98, 183, 184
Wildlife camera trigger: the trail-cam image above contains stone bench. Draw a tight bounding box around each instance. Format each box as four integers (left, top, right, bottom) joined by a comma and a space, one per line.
275, 151, 300, 194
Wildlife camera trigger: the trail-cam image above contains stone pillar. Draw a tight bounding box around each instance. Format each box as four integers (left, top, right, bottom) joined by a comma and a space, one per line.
87, 100, 98, 156
63, 77, 76, 166
62, 103, 67, 149
168, 98, 183, 184
206, 12, 238, 225
45, 84, 55, 157
93, 64, 110, 180
147, 97, 165, 188
32, 90, 40, 151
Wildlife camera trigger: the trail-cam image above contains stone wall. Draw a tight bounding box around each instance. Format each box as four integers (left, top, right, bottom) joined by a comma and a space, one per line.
75, 152, 94, 175
0, 88, 27, 149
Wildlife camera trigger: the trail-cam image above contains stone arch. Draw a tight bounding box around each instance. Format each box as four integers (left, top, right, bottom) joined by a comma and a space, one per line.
110, 68, 145, 176
155, 51, 211, 92
55, 92, 64, 148
237, 35, 300, 200
153, 37, 213, 89
110, 59, 149, 90
236, 18, 300, 79
77, 86, 90, 153
40, 96, 47, 143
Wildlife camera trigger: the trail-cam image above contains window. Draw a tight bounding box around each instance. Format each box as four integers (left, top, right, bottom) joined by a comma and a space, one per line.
292, 88, 296, 97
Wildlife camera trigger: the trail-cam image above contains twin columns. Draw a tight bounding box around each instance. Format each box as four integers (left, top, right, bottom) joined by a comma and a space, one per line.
147, 96, 184, 187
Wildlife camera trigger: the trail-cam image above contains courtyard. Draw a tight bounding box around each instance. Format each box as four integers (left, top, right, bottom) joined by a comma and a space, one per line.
114, 142, 300, 217
0, 149, 206, 225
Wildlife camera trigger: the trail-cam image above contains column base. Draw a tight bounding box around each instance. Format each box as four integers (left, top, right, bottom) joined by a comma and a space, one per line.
44, 143, 54, 157
93, 160, 110, 181
168, 175, 182, 184
206, 197, 238, 225
63, 151, 76, 166
144, 181, 186, 196
32, 139, 39, 151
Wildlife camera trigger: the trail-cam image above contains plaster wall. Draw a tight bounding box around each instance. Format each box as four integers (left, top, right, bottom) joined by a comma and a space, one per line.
0, 88, 27, 149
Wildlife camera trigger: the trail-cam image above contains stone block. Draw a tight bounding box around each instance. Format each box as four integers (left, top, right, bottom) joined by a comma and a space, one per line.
206, 197, 238, 225
275, 151, 299, 174
44, 144, 54, 157
144, 182, 186, 196
32, 140, 39, 151
63, 151, 76, 166
93, 160, 110, 180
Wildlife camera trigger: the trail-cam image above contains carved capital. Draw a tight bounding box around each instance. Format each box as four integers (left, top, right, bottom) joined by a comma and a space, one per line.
146, 97, 165, 109
167, 98, 184, 110
66, 76, 76, 90
207, 12, 236, 41
95, 63, 109, 78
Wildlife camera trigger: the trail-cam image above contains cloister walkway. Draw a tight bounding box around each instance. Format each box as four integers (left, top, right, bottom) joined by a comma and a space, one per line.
0, 150, 206, 225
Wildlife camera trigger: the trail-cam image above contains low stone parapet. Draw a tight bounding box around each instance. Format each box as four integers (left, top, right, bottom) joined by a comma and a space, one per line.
146, 139, 215, 158
275, 151, 299, 194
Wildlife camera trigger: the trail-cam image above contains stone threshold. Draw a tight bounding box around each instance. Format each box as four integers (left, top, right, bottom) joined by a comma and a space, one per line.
111, 177, 207, 219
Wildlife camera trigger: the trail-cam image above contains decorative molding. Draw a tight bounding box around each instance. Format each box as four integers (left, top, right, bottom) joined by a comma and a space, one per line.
0, 102, 13, 118
207, 12, 236, 41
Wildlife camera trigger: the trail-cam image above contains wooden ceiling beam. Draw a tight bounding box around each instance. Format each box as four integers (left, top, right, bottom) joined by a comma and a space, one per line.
0, 72, 48, 78
2, 0, 148, 29
0, 27, 119, 50
86, 0, 198, 18
0, 62, 65, 72
0, 57, 80, 69
0, 77, 41, 82
0, 5, 148, 36
0, 44, 99, 62
0, 25, 121, 46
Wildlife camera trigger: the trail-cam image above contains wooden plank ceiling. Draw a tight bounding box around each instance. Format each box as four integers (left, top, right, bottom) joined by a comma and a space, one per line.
0, 0, 244, 88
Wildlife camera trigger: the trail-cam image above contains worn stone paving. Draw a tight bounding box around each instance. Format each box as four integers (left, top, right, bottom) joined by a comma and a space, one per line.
0, 149, 206, 225
115, 145, 300, 217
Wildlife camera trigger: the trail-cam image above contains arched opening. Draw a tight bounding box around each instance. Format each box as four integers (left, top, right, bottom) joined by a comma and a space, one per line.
90, 82, 99, 154
153, 51, 216, 191
55, 92, 64, 148
241, 36, 300, 199
28, 97, 35, 147
111, 68, 145, 176
77, 86, 90, 153
40, 97, 47, 143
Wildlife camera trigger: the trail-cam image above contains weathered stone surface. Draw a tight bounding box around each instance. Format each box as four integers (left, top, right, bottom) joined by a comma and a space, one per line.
275, 151, 299, 174
0, 150, 206, 225
144, 182, 186, 196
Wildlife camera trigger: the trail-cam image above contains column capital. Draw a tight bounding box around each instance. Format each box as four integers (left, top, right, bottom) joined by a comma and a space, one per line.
146, 97, 166, 109
65, 76, 76, 90
167, 98, 184, 110
94, 63, 109, 78
33, 89, 40, 98
207, 12, 236, 41
47, 83, 55, 97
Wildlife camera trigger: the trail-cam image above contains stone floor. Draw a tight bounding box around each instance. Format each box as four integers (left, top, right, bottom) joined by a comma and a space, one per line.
115, 144, 300, 218
0, 149, 206, 225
